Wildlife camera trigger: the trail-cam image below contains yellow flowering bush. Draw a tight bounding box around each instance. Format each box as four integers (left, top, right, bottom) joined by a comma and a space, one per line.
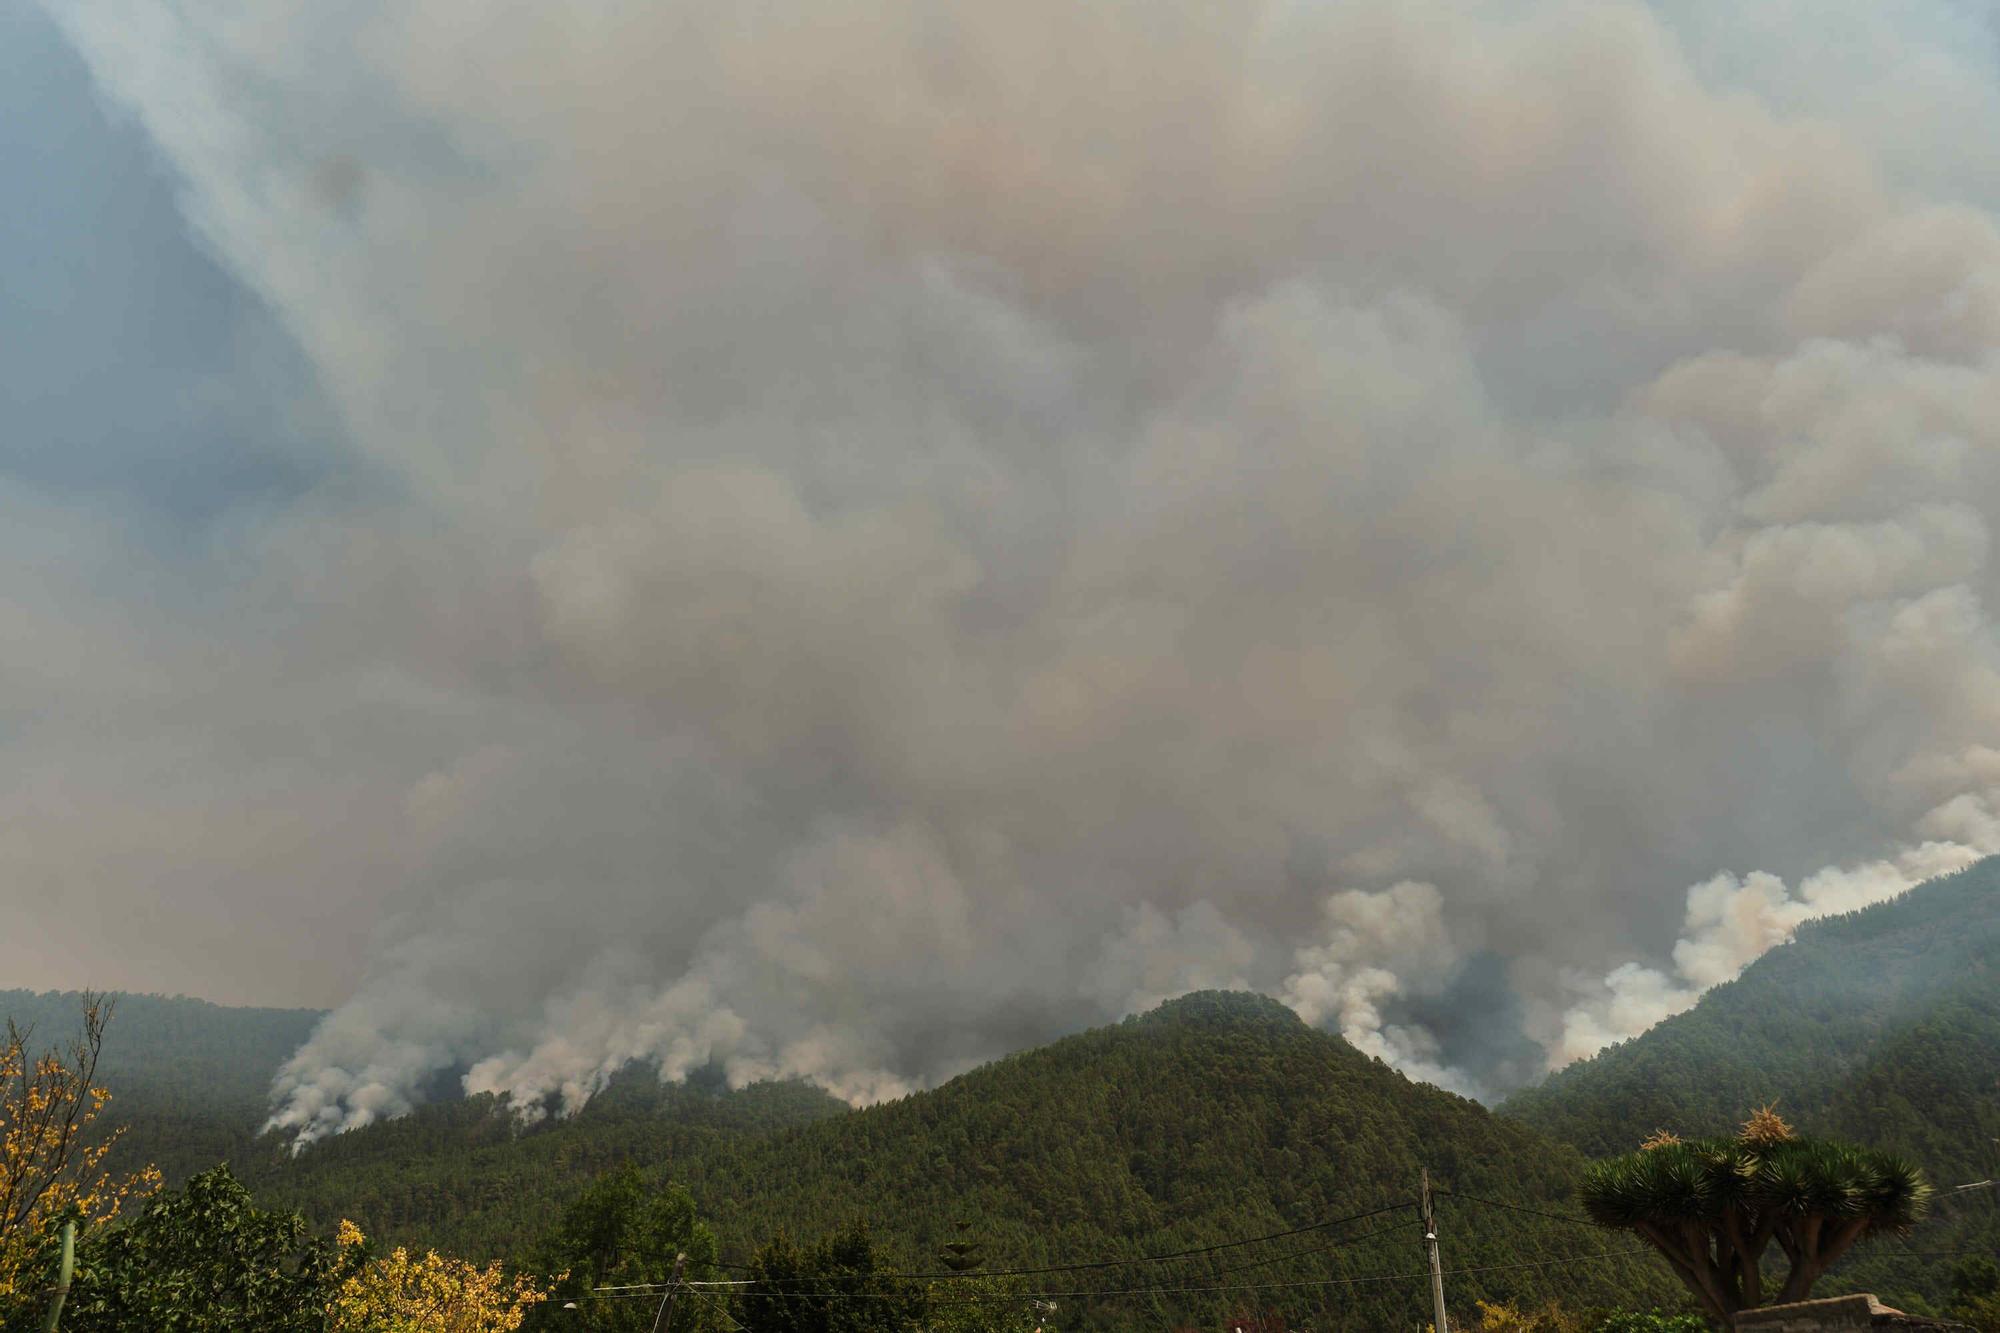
0, 1001, 159, 1304
329, 1219, 550, 1333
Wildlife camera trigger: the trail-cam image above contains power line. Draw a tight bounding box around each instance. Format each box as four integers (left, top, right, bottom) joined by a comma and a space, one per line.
1943, 1180, 1998, 1197
579, 1168, 1982, 1315
1435, 1190, 1598, 1229
1202, 1218, 1420, 1279
684, 1198, 1416, 1288
588, 1191, 1648, 1317
580, 1244, 1652, 1307
657, 1266, 1419, 1305
902, 1243, 1649, 1305
649, 1253, 689, 1333
683, 1280, 752, 1333
1433, 1183, 1621, 1320
1446, 1184, 1589, 1316
1307, 1211, 1383, 1331
1445, 1247, 1651, 1280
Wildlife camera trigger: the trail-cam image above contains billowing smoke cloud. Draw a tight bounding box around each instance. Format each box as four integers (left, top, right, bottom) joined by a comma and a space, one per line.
1281, 881, 1476, 1095
1554, 840, 1984, 1063
36, 0, 2000, 1141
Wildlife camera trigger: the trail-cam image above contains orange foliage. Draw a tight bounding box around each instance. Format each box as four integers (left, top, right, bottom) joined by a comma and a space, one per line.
0, 997, 160, 1301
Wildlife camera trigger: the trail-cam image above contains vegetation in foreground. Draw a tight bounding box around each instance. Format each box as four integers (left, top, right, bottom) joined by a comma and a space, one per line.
247, 992, 1684, 1327
1, 997, 1993, 1331
0, 1000, 159, 1307
1504, 855, 2000, 1315
1580, 1107, 1928, 1323
10, 854, 2000, 1329
0, 988, 319, 1188
0, 996, 1697, 1331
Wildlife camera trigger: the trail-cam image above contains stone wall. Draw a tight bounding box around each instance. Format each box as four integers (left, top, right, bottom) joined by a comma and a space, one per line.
1732, 1293, 1974, 1331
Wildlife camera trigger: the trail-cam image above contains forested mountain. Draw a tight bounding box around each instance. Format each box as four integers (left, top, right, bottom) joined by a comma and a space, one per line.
249, 992, 1681, 1329
0, 989, 321, 1184
241, 1070, 850, 1252
20, 854, 1999, 1330
1503, 855, 2000, 1316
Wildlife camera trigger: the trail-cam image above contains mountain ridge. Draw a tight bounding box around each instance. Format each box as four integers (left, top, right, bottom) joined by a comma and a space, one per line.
0, 987, 322, 1185
1502, 855, 2000, 1316
237, 988, 1681, 1329
13, 859, 1999, 1321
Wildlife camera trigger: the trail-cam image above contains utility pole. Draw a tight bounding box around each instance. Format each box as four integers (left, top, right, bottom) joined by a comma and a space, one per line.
1421, 1170, 1448, 1333
650, 1252, 688, 1333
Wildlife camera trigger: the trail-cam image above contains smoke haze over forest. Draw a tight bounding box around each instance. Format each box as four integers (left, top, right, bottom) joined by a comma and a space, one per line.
11, 0, 2000, 1141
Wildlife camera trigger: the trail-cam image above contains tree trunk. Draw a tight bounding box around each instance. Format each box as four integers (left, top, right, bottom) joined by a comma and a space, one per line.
1808, 1218, 1871, 1282
1743, 1213, 1778, 1308
1636, 1222, 1735, 1325
1773, 1215, 1869, 1305
1720, 1212, 1760, 1309
1776, 1257, 1820, 1306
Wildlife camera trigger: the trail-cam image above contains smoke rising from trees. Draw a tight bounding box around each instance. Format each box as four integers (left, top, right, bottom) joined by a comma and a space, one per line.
29, 0, 2000, 1139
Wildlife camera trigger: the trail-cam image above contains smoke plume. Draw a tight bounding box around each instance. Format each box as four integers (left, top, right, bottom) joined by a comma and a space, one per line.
34, 0, 2000, 1140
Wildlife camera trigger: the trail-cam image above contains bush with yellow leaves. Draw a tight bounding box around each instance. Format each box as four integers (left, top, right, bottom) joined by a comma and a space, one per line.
0, 997, 159, 1306
329, 1219, 551, 1333
1469, 1298, 1591, 1332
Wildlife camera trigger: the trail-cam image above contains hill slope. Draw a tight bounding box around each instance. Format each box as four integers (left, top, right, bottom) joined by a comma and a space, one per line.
254, 992, 1679, 1329
0, 989, 321, 1184
1503, 855, 2000, 1313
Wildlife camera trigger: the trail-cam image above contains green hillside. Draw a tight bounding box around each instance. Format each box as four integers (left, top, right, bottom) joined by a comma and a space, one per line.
1502, 855, 2000, 1315
24, 888, 1996, 1329
250, 992, 1680, 1330
241, 1068, 850, 1253
0, 988, 321, 1185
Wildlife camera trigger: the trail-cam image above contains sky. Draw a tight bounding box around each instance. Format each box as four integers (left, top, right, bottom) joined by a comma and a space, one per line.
7, 0, 2000, 1141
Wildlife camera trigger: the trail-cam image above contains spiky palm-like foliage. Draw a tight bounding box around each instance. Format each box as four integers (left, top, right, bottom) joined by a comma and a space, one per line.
1581, 1130, 1928, 1323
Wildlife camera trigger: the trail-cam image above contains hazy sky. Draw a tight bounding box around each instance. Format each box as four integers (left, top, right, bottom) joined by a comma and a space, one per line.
8, 0, 2000, 1138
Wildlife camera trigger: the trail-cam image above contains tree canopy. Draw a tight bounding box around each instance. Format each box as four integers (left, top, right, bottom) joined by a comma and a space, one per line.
1581, 1108, 1929, 1322
42, 1164, 330, 1333
523, 1164, 719, 1333
0, 997, 158, 1310
253, 993, 1676, 1330
330, 1218, 548, 1332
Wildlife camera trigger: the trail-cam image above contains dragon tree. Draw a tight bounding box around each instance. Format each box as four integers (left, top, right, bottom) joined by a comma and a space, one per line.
1579, 1107, 1929, 1325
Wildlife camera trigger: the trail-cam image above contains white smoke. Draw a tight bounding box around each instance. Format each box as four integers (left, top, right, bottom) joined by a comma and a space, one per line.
1553, 840, 1989, 1064
1281, 882, 1479, 1096
1091, 902, 1260, 1017
30, 0, 2000, 1140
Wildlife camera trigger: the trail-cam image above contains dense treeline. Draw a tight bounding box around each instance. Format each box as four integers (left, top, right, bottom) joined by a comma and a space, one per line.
0, 1161, 1723, 1333
1502, 859, 2000, 1161
10, 858, 1998, 1327
0, 990, 1714, 1331
0, 989, 319, 1186
246, 993, 1682, 1330
0, 1165, 548, 1332
1502, 856, 2000, 1319
236, 1072, 846, 1257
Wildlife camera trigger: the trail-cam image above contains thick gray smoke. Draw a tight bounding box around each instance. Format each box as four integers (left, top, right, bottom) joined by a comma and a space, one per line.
41, 0, 2000, 1140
